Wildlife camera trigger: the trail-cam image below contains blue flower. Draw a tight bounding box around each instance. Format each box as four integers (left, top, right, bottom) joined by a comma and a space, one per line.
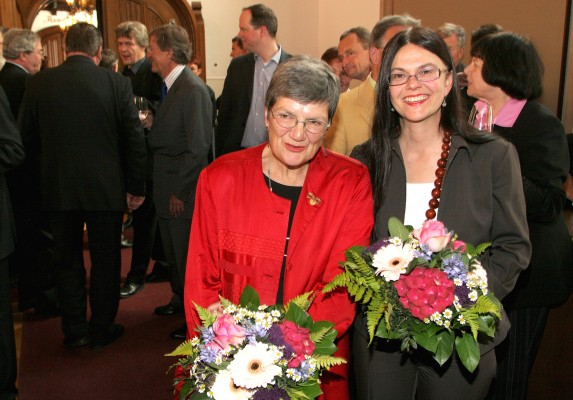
414, 244, 432, 261
443, 253, 468, 281
200, 326, 215, 343
199, 346, 219, 363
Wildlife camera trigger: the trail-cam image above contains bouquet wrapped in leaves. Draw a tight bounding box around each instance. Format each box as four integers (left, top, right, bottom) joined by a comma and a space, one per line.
324, 217, 502, 372
167, 286, 345, 400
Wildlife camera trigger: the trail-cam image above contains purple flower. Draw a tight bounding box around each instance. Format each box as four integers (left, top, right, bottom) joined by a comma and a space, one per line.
443, 253, 468, 281
252, 387, 289, 400
244, 322, 269, 345
455, 285, 475, 308
364, 239, 389, 257
266, 324, 294, 361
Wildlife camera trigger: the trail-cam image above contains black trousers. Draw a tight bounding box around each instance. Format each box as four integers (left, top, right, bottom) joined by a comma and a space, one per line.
0, 257, 17, 400
157, 217, 191, 309
50, 210, 123, 339
125, 191, 159, 284
488, 306, 549, 400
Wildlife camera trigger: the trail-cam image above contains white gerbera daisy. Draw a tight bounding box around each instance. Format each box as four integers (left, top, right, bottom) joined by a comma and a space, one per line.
372, 243, 414, 281
228, 342, 282, 389
210, 370, 253, 400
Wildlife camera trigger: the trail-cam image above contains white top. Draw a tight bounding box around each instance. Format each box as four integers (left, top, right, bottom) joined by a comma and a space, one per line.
404, 182, 436, 229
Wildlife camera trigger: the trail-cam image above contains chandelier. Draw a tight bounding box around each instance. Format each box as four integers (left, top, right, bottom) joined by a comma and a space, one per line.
59, 0, 97, 30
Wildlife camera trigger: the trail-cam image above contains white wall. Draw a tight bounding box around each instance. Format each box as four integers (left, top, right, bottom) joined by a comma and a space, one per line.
197, 0, 381, 96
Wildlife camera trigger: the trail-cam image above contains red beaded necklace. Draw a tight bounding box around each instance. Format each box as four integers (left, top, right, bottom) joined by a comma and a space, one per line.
425, 131, 451, 220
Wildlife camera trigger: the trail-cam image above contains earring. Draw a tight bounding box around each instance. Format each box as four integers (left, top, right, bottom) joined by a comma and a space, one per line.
391, 107, 395, 112
442, 98, 447, 107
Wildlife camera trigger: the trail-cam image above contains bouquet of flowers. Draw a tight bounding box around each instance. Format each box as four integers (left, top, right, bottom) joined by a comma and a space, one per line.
324, 217, 502, 373
167, 286, 345, 400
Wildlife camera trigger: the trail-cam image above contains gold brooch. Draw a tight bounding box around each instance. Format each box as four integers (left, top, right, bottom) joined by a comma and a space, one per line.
307, 192, 321, 206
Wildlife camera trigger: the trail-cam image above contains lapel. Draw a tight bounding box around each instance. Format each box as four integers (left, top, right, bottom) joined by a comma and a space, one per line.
287, 151, 326, 257
356, 79, 375, 121
154, 67, 189, 124
242, 55, 256, 105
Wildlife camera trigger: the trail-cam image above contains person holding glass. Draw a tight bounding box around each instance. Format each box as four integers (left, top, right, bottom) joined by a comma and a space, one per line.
184, 55, 374, 398
350, 27, 531, 399
464, 32, 573, 400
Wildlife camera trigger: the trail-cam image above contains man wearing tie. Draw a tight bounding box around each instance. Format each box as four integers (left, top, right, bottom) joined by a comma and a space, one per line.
146, 24, 212, 339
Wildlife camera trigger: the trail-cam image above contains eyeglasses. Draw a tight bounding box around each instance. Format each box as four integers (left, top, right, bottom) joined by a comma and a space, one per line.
270, 109, 329, 135
388, 67, 449, 86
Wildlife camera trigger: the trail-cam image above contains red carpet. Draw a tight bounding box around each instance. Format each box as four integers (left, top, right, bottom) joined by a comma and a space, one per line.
17, 235, 186, 400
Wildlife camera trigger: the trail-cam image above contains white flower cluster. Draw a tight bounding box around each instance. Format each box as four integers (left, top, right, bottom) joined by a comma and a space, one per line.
466, 261, 488, 294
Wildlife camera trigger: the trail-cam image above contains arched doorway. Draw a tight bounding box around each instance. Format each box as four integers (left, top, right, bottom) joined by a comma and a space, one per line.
9, 0, 206, 79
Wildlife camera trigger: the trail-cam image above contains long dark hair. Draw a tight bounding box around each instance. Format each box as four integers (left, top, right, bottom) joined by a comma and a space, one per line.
367, 27, 492, 212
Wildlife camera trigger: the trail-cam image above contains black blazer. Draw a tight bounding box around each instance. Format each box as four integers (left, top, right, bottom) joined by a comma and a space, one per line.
495, 100, 573, 308
0, 87, 24, 259
18, 55, 147, 212
214, 49, 291, 157
0, 62, 29, 119
148, 67, 212, 220
124, 57, 163, 103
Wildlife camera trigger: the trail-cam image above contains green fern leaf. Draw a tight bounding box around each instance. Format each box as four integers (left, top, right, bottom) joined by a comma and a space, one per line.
165, 339, 196, 357
313, 355, 347, 369
288, 292, 314, 312
194, 303, 216, 326
473, 294, 501, 318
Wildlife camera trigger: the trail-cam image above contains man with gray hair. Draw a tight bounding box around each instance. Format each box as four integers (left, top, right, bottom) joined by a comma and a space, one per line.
18, 22, 147, 350
114, 20, 168, 299
0, 28, 43, 118
437, 22, 466, 72
146, 23, 212, 339
327, 14, 420, 155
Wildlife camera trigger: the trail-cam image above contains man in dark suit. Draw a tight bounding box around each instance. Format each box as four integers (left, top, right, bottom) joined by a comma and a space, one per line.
114, 20, 169, 299
0, 28, 56, 315
0, 87, 24, 400
146, 24, 212, 338
215, 3, 291, 157
18, 23, 147, 350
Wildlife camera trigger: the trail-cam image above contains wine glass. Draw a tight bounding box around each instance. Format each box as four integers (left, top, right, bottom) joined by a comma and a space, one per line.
468, 102, 493, 132
134, 96, 150, 122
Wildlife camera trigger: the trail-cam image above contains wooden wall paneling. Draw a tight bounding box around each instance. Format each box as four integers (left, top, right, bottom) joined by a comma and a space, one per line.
38, 25, 65, 68
1, 0, 24, 28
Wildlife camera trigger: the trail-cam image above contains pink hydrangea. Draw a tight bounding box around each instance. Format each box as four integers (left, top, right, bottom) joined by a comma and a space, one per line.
393, 268, 455, 320
279, 320, 315, 368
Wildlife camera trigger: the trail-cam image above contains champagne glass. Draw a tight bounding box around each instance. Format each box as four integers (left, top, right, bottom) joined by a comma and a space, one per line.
468, 102, 493, 132
134, 96, 150, 122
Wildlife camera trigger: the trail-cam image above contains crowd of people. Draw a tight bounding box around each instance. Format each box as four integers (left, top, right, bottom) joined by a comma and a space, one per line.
0, 3, 572, 400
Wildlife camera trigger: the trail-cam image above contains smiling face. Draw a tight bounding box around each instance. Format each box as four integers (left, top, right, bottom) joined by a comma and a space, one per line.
147, 36, 172, 79
338, 33, 371, 81
265, 97, 329, 172
117, 35, 146, 67
389, 44, 453, 126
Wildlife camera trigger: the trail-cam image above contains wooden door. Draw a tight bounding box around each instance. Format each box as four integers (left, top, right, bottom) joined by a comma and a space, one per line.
38, 26, 65, 69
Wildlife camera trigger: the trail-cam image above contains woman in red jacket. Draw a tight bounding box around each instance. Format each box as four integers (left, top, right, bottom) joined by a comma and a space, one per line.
184, 55, 374, 399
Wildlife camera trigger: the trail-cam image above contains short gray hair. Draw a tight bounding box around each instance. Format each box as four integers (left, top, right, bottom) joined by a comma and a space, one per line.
265, 55, 340, 122
115, 21, 149, 48
149, 24, 192, 65
371, 14, 421, 49
3, 28, 41, 60
437, 22, 466, 48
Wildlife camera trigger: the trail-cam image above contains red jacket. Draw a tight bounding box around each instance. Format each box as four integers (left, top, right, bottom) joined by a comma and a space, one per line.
184, 144, 373, 398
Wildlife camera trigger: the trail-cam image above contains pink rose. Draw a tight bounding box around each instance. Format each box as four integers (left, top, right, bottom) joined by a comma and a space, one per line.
208, 314, 246, 351
280, 321, 315, 368
413, 220, 452, 252
393, 268, 455, 320
453, 240, 466, 251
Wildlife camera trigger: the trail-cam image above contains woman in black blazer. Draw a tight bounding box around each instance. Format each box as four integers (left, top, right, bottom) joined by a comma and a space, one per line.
465, 32, 573, 400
